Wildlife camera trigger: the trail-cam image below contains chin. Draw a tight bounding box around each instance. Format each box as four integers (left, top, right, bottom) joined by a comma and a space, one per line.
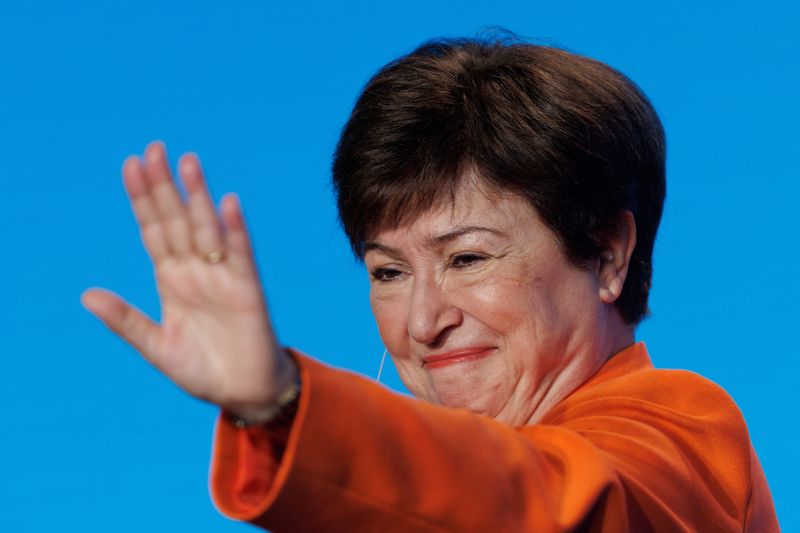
417, 359, 508, 415
430, 385, 498, 417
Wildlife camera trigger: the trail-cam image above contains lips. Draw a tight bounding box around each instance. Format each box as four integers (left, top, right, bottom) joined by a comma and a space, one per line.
422, 347, 495, 369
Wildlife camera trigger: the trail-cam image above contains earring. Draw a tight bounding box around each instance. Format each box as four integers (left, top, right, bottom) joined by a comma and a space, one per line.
376, 347, 388, 383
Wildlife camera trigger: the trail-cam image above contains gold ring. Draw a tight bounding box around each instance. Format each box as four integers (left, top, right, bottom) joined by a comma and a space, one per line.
206, 251, 224, 264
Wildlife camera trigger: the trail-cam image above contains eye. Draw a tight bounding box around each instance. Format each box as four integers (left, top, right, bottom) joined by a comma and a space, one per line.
370, 267, 404, 282
450, 253, 487, 268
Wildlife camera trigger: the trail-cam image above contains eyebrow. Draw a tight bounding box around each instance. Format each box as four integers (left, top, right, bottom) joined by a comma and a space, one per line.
363, 225, 506, 255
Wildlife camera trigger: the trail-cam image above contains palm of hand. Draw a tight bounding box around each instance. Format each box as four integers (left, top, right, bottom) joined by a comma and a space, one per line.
82, 142, 292, 418
154, 257, 276, 405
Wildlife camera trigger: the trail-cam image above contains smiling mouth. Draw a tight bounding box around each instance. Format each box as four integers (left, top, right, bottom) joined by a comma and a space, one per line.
422, 347, 495, 369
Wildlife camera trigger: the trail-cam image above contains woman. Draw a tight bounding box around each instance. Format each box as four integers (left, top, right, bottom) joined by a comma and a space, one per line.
82, 37, 779, 531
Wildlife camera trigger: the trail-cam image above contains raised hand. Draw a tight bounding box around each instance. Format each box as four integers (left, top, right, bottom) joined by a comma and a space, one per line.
81, 142, 296, 422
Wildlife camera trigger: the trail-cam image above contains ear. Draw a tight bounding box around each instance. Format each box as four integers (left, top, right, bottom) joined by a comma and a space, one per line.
597, 210, 637, 304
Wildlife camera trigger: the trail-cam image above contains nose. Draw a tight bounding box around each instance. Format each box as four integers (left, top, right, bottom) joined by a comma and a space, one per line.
407, 274, 463, 345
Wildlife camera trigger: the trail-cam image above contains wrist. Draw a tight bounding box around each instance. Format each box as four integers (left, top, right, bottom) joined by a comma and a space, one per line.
224, 351, 301, 428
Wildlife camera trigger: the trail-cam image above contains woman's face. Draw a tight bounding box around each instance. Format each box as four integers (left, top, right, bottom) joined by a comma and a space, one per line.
364, 178, 621, 425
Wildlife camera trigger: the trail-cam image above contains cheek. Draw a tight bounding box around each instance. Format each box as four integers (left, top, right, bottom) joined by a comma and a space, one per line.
462, 265, 577, 361
370, 293, 409, 356
462, 268, 549, 334
371, 293, 435, 400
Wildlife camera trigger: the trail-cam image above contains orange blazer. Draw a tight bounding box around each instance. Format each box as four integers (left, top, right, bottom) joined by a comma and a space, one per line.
209, 343, 779, 531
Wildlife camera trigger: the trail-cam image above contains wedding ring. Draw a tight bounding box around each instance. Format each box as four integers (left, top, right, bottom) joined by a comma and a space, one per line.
206, 250, 224, 264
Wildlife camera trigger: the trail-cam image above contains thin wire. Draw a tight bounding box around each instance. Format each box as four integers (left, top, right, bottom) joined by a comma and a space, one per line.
376, 347, 388, 383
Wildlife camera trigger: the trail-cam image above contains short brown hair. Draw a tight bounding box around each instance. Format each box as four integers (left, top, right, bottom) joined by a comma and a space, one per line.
332, 36, 666, 324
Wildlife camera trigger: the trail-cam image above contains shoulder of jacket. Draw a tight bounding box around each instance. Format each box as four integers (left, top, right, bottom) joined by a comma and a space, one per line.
546, 365, 748, 432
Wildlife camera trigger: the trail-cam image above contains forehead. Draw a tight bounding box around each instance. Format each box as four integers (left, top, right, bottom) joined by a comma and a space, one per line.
367, 178, 539, 244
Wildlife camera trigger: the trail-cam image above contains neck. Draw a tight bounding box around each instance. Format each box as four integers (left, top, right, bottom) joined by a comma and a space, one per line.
525, 311, 635, 425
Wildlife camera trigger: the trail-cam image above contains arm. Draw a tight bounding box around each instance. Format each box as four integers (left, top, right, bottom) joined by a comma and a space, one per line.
211, 353, 779, 532
211, 353, 630, 532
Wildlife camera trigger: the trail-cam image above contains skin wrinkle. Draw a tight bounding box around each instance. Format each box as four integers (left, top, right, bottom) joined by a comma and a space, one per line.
365, 177, 636, 426
365, 225, 506, 256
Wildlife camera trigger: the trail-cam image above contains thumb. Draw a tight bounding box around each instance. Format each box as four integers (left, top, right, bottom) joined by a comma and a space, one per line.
81, 288, 161, 361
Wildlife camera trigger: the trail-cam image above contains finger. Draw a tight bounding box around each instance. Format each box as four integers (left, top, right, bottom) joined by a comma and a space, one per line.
122, 156, 170, 263
143, 141, 194, 256
220, 193, 259, 277
178, 153, 225, 260
81, 288, 162, 365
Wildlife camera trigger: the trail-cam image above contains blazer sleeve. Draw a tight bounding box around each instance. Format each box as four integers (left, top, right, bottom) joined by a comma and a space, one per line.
208, 352, 776, 532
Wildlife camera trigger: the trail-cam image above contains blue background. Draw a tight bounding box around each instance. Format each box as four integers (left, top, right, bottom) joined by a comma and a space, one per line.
1, 1, 796, 531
